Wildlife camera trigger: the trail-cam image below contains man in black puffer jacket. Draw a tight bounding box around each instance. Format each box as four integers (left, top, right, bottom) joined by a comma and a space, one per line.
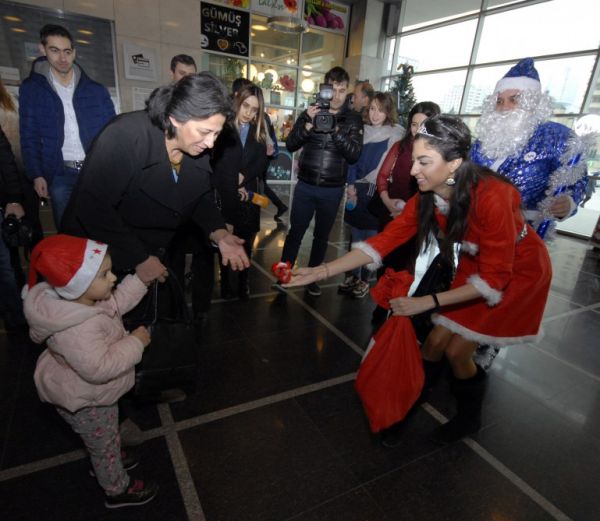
277, 67, 363, 296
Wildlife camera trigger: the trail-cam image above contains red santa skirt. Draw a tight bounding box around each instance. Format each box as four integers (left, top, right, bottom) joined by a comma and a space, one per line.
433, 228, 552, 346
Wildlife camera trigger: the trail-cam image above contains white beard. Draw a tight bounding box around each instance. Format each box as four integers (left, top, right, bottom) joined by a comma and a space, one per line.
475, 90, 552, 159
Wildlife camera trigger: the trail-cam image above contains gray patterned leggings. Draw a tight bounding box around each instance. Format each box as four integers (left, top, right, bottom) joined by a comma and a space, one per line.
57, 404, 129, 496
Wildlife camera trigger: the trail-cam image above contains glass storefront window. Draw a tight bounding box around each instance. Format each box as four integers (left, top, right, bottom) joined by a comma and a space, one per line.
476, 0, 600, 64
412, 69, 468, 113
248, 62, 297, 107
464, 63, 515, 113
200, 54, 246, 88
396, 19, 477, 72
296, 71, 325, 109
465, 56, 596, 114
402, 0, 480, 31
251, 15, 299, 66
301, 29, 344, 73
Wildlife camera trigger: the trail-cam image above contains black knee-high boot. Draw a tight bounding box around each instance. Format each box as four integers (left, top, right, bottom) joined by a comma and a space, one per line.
380, 359, 445, 448
418, 359, 445, 403
431, 364, 487, 444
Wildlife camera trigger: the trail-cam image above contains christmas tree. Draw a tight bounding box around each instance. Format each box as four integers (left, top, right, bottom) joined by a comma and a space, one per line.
391, 63, 416, 128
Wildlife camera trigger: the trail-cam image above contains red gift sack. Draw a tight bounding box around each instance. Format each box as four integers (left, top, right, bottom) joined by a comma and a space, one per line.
355, 270, 424, 432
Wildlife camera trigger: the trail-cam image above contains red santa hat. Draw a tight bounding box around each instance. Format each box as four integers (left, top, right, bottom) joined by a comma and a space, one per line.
27, 234, 108, 300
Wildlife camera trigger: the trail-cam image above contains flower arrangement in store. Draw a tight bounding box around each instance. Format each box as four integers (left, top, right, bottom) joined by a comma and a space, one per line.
276, 74, 296, 92
283, 0, 298, 14
305, 0, 344, 30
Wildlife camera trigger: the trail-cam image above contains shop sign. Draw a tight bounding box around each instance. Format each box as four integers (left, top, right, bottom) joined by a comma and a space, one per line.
251, 0, 302, 17
267, 150, 293, 181
201, 3, 250, 57
206, 0, 250, 8
304, 0, 348, 33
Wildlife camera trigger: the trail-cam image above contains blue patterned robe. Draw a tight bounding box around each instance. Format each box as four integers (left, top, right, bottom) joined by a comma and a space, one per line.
472, 121, 588, 239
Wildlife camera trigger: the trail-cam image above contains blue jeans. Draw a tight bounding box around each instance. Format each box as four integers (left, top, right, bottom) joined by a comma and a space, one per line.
350, 227, 377, 280
49, 166, 80, 228
281, 180, 344, 267
0, 213, 25, 324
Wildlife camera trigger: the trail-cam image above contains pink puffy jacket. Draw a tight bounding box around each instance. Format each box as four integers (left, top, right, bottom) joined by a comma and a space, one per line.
24, 275, 147, 412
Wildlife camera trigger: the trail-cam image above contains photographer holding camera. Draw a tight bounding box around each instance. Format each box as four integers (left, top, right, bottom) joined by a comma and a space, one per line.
1, 126, 27, 330
276, 67, 363, 296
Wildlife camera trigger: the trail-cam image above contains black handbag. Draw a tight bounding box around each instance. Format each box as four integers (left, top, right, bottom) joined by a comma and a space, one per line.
123, 271, 198, 397
410, 253, 455, 344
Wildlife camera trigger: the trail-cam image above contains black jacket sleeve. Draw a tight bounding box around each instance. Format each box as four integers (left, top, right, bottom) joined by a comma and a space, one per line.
0, 126, 23, 205
285, 111, 311, 153
331, 113, 363, 164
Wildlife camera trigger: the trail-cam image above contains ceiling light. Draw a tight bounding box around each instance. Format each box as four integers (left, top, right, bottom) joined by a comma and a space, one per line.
76, 39, 90, 45
10, 27, 26, 33
4, 15, 22, 22
78, 29, 93, 35
251, 24, 268, 31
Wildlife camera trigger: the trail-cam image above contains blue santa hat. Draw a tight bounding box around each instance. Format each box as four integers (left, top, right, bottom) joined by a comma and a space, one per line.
494, 58, 541, 94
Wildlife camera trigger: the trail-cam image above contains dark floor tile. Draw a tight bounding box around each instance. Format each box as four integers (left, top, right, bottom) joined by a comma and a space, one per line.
0, 436, 186, 521
550, 265, 600, 306
295, 382, 443, 483
287, 487, 388, 521
170, 337, 284, 421
476, 399, 600, 521
535, 311, 600, 374
365, 442, 558, 521
249, 323, 361, 388
180, 400, 359, 521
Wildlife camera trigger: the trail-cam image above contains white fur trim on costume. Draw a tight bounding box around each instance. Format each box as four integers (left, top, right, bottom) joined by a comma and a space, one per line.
432, 314, 544, 347
461, 241, 479, 255
494, 77, 541, 94
467, 273, 502, 306
352, 241, 382, 271
57, 241, 108, 300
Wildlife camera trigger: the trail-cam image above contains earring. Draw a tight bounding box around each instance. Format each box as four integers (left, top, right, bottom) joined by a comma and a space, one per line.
445, 177, 456, 186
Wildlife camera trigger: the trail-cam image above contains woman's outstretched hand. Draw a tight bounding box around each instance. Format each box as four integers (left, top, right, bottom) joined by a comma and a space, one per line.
389, 295, 436, 316
283, 266, 323, 288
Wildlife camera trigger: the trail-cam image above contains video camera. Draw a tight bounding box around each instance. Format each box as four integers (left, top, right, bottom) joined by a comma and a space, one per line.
1, 214, 33, 248
312, 83, 336, 133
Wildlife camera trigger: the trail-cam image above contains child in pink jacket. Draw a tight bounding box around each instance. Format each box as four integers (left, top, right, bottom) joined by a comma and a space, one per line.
23, 234, 158, 509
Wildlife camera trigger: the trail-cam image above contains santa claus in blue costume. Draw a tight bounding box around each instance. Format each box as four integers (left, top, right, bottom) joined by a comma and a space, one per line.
471, 58, 588, 239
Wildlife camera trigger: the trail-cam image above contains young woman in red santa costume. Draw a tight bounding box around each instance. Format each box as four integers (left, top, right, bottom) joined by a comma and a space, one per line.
284, 114, 552, 444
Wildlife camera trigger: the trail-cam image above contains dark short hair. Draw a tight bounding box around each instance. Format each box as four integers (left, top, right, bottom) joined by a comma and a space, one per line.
357, 81, 375, 101
325, 66, 349, 85
170, 54, 196, 72
147, 71, 232, 138
231, 77, 253, 94
40, 24, 73, 46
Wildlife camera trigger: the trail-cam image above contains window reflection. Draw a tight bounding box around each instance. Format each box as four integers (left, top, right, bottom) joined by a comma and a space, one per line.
251, 15, 299, 66
200, 54, 246, 88
301, 29, 344, 73
476, 0, 600, 64
296, 71, 325, 109
248, 62, 297, 107
397, 19, 477, 72
412, 69, 468, 113
402, 0, 480, 31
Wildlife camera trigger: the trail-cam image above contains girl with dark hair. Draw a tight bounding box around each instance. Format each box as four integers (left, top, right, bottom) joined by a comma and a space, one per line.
376, 101, 441, 224
212, 84, 271, 299
62, 71, 249, 283
285, 114, 552, 445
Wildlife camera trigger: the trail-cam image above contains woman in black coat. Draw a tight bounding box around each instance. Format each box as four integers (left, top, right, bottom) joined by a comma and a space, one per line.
62, 72, 249, 285
211, 84, 270, 299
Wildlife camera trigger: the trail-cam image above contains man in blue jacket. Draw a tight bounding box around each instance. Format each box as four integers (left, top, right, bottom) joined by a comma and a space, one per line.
19, 24, 115, 228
